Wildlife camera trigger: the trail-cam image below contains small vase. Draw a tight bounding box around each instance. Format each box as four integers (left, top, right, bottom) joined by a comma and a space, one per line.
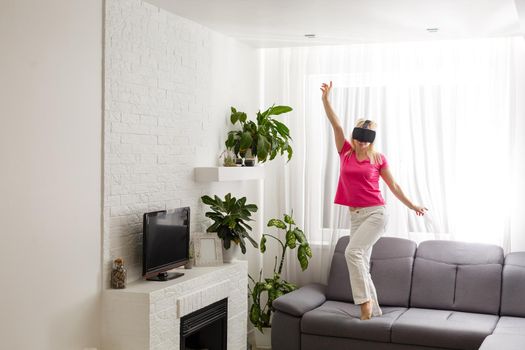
222, 243, 240, 263
244, 149, 256, 167
111, 258, 127, 289
244, 158, 256, 166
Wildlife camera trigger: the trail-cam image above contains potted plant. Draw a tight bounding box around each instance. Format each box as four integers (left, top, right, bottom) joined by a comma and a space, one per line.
249, 212, 312, 347
201, 193, 258, 261
220, 148, 237, 167
225, 105, 293, 165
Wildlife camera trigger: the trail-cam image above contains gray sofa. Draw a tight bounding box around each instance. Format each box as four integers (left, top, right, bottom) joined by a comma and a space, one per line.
272, 236, 525, 350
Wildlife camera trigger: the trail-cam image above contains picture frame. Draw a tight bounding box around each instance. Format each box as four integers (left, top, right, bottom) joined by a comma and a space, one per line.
193, 234, 223, 266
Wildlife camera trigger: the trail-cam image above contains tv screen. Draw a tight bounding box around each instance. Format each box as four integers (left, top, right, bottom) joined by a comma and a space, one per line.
142, 207, 190, 281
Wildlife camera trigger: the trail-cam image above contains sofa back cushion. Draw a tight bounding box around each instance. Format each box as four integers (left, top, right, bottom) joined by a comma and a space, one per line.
410, 240, 503, 315
326, 236, 417, 307
500, 252, 525, 317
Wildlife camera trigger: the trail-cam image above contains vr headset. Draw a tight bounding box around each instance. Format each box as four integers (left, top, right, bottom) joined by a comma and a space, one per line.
352, 120, 376, 143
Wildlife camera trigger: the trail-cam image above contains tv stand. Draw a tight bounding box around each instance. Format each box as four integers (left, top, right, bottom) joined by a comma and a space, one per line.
147, 271, 184, 281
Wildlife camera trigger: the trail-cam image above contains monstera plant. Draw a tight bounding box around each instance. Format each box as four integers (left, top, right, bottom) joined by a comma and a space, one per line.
249, 212, 312, 332
225, 105, 293, 163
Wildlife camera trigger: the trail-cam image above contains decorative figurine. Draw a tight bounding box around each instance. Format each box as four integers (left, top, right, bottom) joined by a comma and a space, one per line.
111, 257, 127, 289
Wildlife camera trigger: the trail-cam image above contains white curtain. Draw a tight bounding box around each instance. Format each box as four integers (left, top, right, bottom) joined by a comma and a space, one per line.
260, 37, 525, 286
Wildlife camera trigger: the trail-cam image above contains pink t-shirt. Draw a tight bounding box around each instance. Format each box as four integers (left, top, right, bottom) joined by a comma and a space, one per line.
334, 140, 389, 207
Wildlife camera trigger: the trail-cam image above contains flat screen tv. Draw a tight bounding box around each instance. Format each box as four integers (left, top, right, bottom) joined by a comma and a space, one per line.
142, 207, 190, 281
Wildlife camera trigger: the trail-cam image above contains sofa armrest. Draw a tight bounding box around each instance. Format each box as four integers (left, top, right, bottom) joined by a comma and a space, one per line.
272, 283, 326, 317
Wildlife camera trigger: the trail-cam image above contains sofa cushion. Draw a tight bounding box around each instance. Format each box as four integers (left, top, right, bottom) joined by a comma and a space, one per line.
492, 316, 525, 335
479, 334, 525, 350
326, 236, 416, 307
302, 334, 452, 350
301, 300, 407, 343
410, 240, 503, 314
272, 283, 326, 317
501, 252, 525, 317
391, 308, 499, 350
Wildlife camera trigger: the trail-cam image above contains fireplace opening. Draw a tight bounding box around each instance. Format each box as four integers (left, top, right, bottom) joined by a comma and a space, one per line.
180, 298, 228, 350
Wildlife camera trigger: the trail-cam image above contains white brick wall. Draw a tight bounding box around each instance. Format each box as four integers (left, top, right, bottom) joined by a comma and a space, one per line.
104, 0, 259, 284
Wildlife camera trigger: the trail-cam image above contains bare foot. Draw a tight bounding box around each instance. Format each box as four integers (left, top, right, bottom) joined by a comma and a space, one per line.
372, 299, 383, 317
360, 301, 372, 320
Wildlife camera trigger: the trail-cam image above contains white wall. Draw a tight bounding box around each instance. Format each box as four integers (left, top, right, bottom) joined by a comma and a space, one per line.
0, 1, 102, 349
511, 37, 525, 252
104, 0, 260, 284
516, 0, 525, 37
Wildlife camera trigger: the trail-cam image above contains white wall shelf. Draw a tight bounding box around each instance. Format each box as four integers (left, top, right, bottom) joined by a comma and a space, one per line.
194, 166, 265, 182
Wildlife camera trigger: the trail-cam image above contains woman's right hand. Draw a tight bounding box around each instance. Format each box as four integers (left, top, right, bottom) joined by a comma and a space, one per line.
412, 205, 428, 216
320, 80, 345, 151
320, 81, 333, 101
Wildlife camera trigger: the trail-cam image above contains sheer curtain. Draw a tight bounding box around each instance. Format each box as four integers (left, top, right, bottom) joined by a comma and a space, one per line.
260, 38, 525, 286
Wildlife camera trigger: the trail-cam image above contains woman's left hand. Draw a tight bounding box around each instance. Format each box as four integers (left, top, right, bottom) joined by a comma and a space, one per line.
412, 205, 428, 216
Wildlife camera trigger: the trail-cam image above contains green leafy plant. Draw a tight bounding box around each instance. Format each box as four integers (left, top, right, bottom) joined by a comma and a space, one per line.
201, 193, 258, 253
249, 212, 312, 331
225, 105, 293, 163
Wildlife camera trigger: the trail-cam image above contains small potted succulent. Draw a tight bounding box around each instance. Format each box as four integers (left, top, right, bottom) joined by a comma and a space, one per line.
185, 241, 194, 269
201, 193, 258, 261
220, 148, 237, 167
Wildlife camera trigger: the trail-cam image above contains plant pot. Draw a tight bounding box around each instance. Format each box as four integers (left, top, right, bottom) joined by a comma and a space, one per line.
222, 243, 241, 263
244, 157, 256, 166
243, 149, 256, 167
184, 259, 193, 269
221, 149, 237, 167
254, 327, 272, 349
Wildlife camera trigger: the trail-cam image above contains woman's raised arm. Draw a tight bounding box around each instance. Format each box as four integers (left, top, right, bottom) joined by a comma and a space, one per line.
321, 81, 346, 152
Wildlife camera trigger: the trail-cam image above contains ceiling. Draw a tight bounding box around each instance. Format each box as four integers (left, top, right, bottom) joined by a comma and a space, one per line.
145, 0, 525, 48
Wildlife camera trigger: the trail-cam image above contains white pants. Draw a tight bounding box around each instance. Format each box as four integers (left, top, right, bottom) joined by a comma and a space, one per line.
344, 205, 387, 316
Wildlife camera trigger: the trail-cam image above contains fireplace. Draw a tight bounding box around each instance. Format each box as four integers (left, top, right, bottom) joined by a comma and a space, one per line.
180, 298, 228, 350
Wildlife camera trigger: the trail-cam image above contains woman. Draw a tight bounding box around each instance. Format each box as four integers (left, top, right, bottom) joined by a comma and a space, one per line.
321, 81, 427, 320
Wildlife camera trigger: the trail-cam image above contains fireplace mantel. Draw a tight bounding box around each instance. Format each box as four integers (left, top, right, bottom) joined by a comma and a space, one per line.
102, 261, 247, 350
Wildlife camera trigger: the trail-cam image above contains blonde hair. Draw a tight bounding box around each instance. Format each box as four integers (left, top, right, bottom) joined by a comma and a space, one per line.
347, 118, 383, 165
